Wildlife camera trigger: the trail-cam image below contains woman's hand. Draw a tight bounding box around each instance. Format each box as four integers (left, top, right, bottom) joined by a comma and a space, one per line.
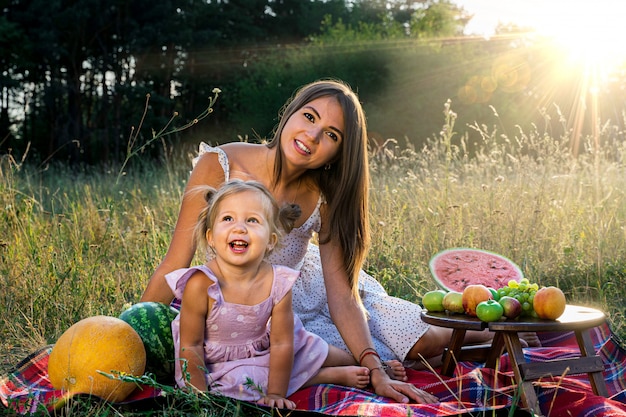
257, 394, 296, 409
370, 369, 438, 404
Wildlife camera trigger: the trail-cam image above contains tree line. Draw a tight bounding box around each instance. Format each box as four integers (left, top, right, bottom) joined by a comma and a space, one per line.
1, 0, 470, 165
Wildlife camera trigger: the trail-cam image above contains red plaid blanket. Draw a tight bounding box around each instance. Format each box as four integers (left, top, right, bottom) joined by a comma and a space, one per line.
3, 322, 626, 416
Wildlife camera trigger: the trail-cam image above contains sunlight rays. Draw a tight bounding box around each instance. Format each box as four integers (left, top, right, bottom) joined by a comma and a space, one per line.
457, 0, 626, 156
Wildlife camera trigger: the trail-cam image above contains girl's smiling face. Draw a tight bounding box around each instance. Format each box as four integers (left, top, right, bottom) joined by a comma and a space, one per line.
207, 190, 276, 266
280, 96, 345, 170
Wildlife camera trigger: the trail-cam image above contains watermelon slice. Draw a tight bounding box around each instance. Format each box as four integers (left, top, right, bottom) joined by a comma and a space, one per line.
429, 248, 523, 292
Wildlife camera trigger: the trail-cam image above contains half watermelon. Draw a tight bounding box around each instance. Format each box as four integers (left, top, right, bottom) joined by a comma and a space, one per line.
429, 248, 523, 292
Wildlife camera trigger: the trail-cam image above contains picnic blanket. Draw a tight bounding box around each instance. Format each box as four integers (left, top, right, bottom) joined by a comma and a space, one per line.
3, 322, 626, 416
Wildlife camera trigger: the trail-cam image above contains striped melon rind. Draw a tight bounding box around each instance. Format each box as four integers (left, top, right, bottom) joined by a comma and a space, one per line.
119, 302, 178, 383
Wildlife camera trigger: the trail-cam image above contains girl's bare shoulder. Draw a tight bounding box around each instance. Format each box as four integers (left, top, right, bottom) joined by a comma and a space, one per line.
186, 270, 212, 290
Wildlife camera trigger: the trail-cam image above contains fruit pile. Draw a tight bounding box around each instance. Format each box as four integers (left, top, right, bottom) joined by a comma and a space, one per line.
496, 278, 539, 316
422, 279, 567, 322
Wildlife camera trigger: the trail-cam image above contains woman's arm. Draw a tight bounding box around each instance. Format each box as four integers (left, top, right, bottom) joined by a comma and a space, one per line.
257, 290, 296, 409
141, 152, 226, 304
178, 272, 211, 391
319, 237, 437, 404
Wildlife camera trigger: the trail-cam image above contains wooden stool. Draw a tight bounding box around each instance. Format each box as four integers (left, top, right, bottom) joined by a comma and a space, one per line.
421, 305, 608, 416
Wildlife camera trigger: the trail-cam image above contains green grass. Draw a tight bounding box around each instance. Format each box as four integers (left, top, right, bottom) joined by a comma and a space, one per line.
1, 102, 625, 415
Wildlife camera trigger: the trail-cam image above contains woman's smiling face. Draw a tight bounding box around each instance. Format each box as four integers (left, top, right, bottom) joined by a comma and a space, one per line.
280, 96, 344, 170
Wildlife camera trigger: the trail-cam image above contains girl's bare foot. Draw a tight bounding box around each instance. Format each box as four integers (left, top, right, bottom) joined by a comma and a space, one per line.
384, 360, 407, 381
310, 366, 370, 389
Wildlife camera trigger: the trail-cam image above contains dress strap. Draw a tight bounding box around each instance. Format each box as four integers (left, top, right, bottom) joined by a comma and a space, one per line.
271, 265, 299, 305
192, 142, 230, 181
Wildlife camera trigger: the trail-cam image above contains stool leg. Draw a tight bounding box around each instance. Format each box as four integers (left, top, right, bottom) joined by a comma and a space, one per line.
502, 332, 543, 417
575, 329, 608, 397
485, 331, 505, 369
441, 329, 466, 376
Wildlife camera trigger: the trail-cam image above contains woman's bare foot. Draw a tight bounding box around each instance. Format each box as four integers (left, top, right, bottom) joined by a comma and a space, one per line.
308, 366, 370, 389
384, 360, 408, 381
519, 332, 542, 348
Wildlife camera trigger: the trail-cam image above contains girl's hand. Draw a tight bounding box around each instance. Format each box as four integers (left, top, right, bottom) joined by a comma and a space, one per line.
257, 394, 296, 409
371, 370, 438, 404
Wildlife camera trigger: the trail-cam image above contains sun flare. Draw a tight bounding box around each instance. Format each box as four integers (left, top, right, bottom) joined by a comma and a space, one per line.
459, 0, 626, 156
464, 0, 626, 75
525, 1, 626, 156
531, 2, 626, 76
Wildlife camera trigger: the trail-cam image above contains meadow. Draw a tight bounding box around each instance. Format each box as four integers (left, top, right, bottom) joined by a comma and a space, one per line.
1, 102, 625, 415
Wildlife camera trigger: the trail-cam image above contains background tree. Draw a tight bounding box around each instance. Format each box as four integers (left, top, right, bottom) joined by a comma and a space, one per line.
6, 0, 562, 166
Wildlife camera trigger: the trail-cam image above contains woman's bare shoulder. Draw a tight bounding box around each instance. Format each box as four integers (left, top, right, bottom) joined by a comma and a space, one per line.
191, 143, 262, 180
221, 142, 268, 179
220, 142, 266, 154
221, 142, 266, 159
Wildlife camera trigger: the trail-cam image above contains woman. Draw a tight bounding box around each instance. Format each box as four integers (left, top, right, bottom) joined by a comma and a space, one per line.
141, 79, 476, 403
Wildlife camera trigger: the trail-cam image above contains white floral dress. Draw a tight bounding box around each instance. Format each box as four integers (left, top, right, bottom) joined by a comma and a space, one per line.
194, 143, 430, 361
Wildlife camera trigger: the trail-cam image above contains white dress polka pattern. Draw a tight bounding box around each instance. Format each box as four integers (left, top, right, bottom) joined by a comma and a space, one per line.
194, 143, 430, 361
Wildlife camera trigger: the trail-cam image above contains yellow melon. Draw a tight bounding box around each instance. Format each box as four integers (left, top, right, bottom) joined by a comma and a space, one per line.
48, 315, 146, 403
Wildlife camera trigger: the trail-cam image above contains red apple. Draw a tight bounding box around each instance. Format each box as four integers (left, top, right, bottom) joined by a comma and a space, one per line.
499, 296, 523, 319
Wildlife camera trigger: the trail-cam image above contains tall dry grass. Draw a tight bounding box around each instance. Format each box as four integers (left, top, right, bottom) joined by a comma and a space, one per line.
0, 153, 189, 370
366, 101, 626, 337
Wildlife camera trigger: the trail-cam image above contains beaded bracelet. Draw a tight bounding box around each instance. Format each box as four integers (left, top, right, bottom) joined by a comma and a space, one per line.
369, 366, 386, 375
369, 364, 392, 378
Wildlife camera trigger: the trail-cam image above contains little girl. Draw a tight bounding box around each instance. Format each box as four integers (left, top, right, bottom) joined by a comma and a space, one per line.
166, 180, 397, 409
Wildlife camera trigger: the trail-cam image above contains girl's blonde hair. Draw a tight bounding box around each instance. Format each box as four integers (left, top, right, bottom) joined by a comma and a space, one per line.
193, 179, 301, 256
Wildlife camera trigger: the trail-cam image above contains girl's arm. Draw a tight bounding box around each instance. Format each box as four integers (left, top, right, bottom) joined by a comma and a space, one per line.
257, 290, 296, 409
319, 231, 437, 404
141, 153, 226, 304
178, 272, 211, 391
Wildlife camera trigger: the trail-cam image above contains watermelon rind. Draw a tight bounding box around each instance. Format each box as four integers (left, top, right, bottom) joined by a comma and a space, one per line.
119, 302, 179, 383
429, 248, 523, 293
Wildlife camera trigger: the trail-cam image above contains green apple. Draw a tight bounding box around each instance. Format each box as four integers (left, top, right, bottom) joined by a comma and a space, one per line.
476, 299, 504, 322
422, 290, 447, 312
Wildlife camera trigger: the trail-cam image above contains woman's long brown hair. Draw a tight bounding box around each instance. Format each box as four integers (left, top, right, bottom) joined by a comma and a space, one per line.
266, 79, 370, 301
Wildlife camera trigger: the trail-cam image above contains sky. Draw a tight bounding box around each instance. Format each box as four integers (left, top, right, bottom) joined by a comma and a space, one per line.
451, 0, 626, 69
452, 0, 618, 37
454, 0, 528, 36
